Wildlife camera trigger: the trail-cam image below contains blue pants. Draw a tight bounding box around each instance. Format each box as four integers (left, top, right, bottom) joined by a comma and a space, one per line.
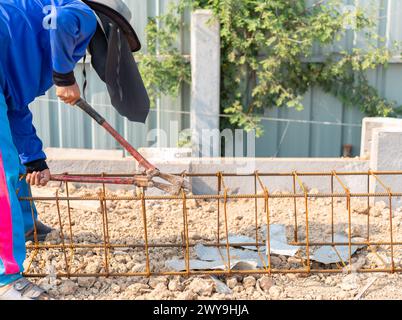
0, 92, 38, 287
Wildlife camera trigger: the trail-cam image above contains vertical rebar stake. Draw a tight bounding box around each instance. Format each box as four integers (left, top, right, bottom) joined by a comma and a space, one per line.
367, 172, 370, 242
26, 183, 39, 245
182, 190, 191, 276
254, 172, 259, 245
25, 183, 40, 275
293, 173, 298, 242
99, 190, 110, 277
55, 190, 71, 278
347, 189, 352, 271
102, 174, 111, 257
141, 191, 151, 277
388, 189, 395, 273
331, 173, 334, 243
304, 189, 310, 273
217, 172, 222, 246
65, 181, 75, 269
223, 188, 231, 274
264, 187, 272, 274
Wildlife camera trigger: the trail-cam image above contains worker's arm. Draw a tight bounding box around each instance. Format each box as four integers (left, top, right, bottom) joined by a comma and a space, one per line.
7, 106, 50, 186
47, 0, 98, 104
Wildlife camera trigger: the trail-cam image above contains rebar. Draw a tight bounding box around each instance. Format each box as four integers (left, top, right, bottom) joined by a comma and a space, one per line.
19, 170, 402, 278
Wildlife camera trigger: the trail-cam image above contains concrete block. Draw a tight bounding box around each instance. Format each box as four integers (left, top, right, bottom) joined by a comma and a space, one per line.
369, 128, 402, 207
360, 118, 402, 159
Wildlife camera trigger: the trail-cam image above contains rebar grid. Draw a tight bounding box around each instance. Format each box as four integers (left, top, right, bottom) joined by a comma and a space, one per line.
19, 171, 402, 278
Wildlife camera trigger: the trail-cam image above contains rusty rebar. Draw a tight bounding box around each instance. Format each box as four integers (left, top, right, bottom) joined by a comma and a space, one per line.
20, 171, 402, 278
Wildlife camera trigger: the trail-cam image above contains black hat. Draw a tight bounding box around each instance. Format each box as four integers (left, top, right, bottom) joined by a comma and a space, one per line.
84, 0, 150, 123
82, 0, 141, 52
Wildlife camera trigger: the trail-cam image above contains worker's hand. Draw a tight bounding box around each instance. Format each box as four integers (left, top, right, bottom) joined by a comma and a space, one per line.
26, 169, 51, 187
56, 83, 81, 105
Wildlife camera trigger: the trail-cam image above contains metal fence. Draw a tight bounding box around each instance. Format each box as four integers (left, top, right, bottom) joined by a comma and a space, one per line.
30, 0, 402, 157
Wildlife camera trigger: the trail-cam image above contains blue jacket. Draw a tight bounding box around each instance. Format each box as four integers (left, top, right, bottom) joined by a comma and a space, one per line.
0, 0, 97, 165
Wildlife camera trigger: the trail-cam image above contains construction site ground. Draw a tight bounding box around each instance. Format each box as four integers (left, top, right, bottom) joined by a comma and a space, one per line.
27, 184, 402, 300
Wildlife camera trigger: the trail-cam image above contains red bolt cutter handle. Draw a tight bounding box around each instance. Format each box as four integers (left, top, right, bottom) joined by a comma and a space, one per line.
75, 99, 156, 172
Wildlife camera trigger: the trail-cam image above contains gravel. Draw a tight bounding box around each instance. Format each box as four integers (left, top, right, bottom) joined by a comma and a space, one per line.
258, 276, 274, 292
243, 276, 256, 289
26, 185, 402, 300
226, 277, 238, 289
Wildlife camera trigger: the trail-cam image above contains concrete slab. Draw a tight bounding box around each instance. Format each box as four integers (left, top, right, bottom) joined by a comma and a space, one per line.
44, 148, 373, 195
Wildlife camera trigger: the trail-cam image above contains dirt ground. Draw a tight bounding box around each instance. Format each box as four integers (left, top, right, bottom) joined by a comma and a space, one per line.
26, 183, 402, 300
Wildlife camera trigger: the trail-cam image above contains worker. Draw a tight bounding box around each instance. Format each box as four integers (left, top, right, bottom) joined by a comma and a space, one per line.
0, 0, 149, 300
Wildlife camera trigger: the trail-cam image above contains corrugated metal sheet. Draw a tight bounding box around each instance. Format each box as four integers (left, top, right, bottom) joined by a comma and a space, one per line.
30, 0, 402, 157
257, 0, 402, 157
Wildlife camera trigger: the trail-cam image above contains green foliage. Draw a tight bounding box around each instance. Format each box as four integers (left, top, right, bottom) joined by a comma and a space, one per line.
137, 2, 191, 103
138, 0, 402, 137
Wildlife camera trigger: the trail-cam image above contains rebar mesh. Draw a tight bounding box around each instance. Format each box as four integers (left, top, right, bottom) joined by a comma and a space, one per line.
19, 171, 402, 278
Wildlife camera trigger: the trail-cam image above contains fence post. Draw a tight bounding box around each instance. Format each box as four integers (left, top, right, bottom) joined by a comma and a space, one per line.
191, 9, 221, 157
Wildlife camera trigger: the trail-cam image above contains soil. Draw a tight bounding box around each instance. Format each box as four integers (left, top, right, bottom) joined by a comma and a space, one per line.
26, 184, 402, 300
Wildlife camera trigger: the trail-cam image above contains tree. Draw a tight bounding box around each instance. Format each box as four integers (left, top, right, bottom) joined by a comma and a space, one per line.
139, 0, 402, 137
